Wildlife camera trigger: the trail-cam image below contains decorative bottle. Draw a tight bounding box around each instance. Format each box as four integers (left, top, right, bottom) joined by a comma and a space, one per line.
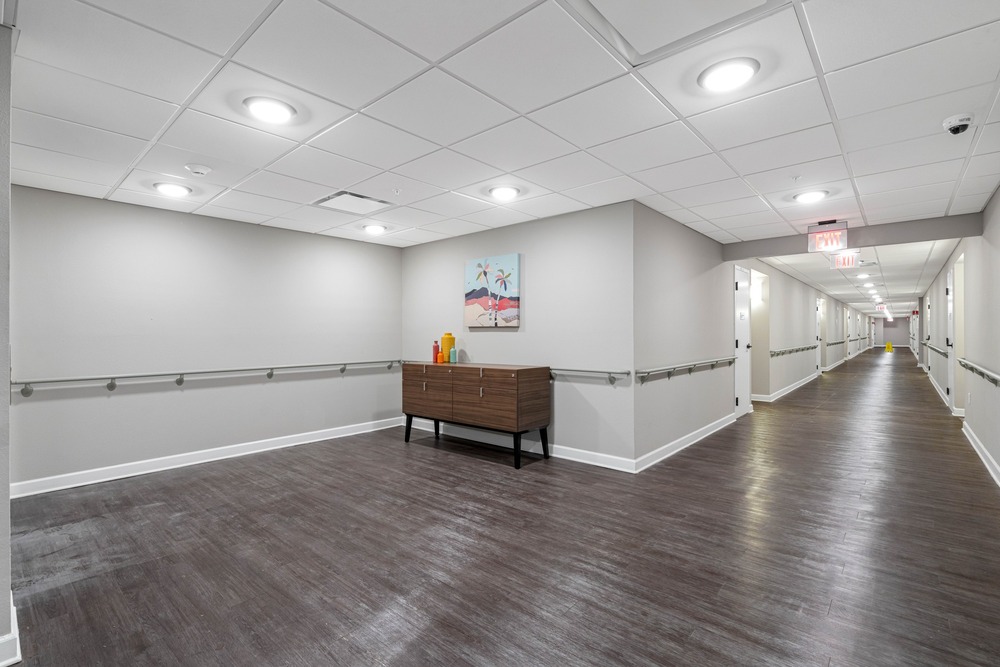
432, 340, 439, 363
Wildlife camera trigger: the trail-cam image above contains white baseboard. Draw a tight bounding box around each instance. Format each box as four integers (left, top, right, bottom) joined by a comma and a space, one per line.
821, 357, 845, 372
953, 407, 966, 417
963, 422, 1000, 489
0, 593, 20, 667
751, 372, 819, 403
634, 413, 737, 473
927, 372, 950, 408
413, 413, 739, 475
11, 417, 405, 498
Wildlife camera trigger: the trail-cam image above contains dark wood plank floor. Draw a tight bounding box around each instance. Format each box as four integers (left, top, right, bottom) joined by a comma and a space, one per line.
11, 350, 1000, 666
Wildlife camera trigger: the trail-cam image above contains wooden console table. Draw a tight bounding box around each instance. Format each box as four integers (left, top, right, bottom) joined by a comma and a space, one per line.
402, 362, 551, 469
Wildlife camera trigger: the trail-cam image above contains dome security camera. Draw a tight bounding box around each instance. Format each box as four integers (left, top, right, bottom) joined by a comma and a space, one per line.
943, 113, 974, 135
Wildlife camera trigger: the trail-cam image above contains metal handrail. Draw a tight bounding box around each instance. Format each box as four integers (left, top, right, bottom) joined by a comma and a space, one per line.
925, 343, 948, 358
12, 359, 403, 397
958, 358, 1000, 387
826, 340, 846, 346
848, 337, 862, 342
550, 368, 632, 386
636, 356, 736, 384
770, 344, 819, 357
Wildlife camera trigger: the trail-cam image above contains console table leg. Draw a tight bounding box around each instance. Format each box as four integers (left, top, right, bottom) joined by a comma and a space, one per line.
513, 432, 522, 469
434, 420, 440, 439
540, 427, 549, 459
404, 414, 412, 442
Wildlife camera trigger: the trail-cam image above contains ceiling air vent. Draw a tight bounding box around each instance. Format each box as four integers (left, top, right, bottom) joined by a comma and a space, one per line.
315, 191, 393, 215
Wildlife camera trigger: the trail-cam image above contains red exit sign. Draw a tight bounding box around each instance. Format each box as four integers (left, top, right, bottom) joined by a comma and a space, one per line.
831, 252, 858, 269
807, 221, 848, 253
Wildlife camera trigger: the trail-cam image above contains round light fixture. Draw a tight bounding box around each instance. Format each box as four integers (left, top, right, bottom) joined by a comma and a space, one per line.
243, 97, 297, 124
868, 289, 877, 294
875, 297, 883, 302
698, 57, 760, 93
489, 186, 520, 202
863, 282, 874, 288
363, 224, 387, 236
857, 273, 870, 279
793, 190, 828, 204
154, 182, 192, 198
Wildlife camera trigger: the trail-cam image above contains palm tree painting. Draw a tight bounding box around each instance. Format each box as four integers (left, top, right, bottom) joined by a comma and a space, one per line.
464, 253, 520, 327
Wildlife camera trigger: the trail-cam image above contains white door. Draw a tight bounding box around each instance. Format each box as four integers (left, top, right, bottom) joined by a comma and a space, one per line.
735, 266, 751, 417
816, 298, 823, 372
947, 268, 955, 411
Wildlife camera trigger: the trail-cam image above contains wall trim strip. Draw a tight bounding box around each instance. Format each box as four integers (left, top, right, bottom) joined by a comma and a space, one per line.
963, 422, 1000, 489
634, 413, 737, 473
927, 371, 949, 408
821, 358, 846, 372
10, 417, 405, 498
752, 371, 819, 403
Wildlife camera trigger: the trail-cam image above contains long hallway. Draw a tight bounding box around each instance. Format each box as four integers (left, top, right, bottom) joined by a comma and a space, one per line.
11, 350, 1000, 666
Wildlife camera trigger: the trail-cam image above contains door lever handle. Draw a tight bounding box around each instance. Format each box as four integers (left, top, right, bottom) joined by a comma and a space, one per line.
746, 344, 752, 349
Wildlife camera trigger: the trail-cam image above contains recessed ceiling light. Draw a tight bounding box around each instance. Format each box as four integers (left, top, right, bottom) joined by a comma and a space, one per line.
857, 273, 870, 279
363, 224, 387, 236
489, 186, 519, 202
863, 282, 874, 288
243, 96, 297, 124
794, 190, 828, 204
868, 289, 878, 294
875, 297, 883, 302
698, 57, 760, 93
154, 182, 192, 198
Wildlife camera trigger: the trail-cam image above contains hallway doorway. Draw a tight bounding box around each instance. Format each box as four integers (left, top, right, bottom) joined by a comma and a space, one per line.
734, 265, 751, 418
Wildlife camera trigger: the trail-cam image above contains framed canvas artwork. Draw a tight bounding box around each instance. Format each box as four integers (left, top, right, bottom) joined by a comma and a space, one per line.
464, 254, 520, 328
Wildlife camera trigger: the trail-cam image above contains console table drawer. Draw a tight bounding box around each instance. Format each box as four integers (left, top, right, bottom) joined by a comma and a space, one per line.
402, 379, 452, 420
452, 386, 517, 431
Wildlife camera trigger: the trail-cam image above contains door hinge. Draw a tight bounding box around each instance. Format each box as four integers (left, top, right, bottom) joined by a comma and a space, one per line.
946, 387, 950, 395
736, 339, 739, 349
735, 281, 739, 290
736, 396, 739, 406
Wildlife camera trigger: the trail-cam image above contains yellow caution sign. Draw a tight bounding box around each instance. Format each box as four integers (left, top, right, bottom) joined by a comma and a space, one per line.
885, 342, 893, 352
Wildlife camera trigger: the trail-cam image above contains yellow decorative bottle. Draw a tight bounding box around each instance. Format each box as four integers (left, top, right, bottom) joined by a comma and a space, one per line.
441, 332, 455, 364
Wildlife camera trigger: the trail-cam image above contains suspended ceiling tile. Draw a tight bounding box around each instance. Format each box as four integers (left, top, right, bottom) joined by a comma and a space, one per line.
421, 219, 492, 238
370, 207, 447, 227
12, 58, 178, 141
825, 22, 1000, 119
665, 177, 756, 208
160, 110, 297, 169
706, 209, 784, 229
637, 7, 815, 117
957, 174, 1000, 197
189, 63, 352, 142
452, 118, 577, 173
722, 124, 842, 174
12, 110, 148, 166
135, 144, 259, 188
385, 228, 450, 244
805, 0, 1000, 72
853, 159, 965, 195
327, 0, 535, 61
949, 192, 992, 214
460, 207, 537, 228
742, 155, 849, 193
197, 205, 275, 225
689, 196, 770, 220
442, 2, 625, 113
118, 168, 226, 203
838, 84, 995, 153
12, 144, 126, 186
260, 218, 334, 233
865, 199, 949, 223
350, 172, 448, 207
966, 151, 1000, 178
975, 122, 1000, 155
319, 226, 370, 241
268, 146, 380, 190
780, 197, 861, 222
848, 132, 973, 177
394, 149, 503, 190
454, 175, 551, 204
280, 205, 361, 227
365, 69, 517, 146
562, 176, 654, 207
209, 190, 301, 217
309, 115, 437, 170
861, 182, 956, 209
684, 220, 723, 236
109, 189, 201, 213
731, 221, 794, 240
632, 153, 736, 192
409, 192, 495, 218
529, 75, 676, 148
234, 0, 425, 109
636, 194, 682, 214
764, 179, 856, 209
514, 151, 622, 191
82, 0, 275, 55
660, 209, 705, 225
504, 193, 590, 218
235, 171, 333, 205
12, 170, 111, 199
588, 122, 711, 174
16, 0, 219, 103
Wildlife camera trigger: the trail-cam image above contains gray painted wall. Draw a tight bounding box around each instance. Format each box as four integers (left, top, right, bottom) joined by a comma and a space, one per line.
10, 187, 403, 481
879, 318, 911, 347
632, 203, 734, 459
399, 202, 636, 460
0, 24, 12, 635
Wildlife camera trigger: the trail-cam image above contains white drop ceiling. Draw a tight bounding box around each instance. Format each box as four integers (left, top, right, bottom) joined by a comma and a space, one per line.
8, 0, 1000, 314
